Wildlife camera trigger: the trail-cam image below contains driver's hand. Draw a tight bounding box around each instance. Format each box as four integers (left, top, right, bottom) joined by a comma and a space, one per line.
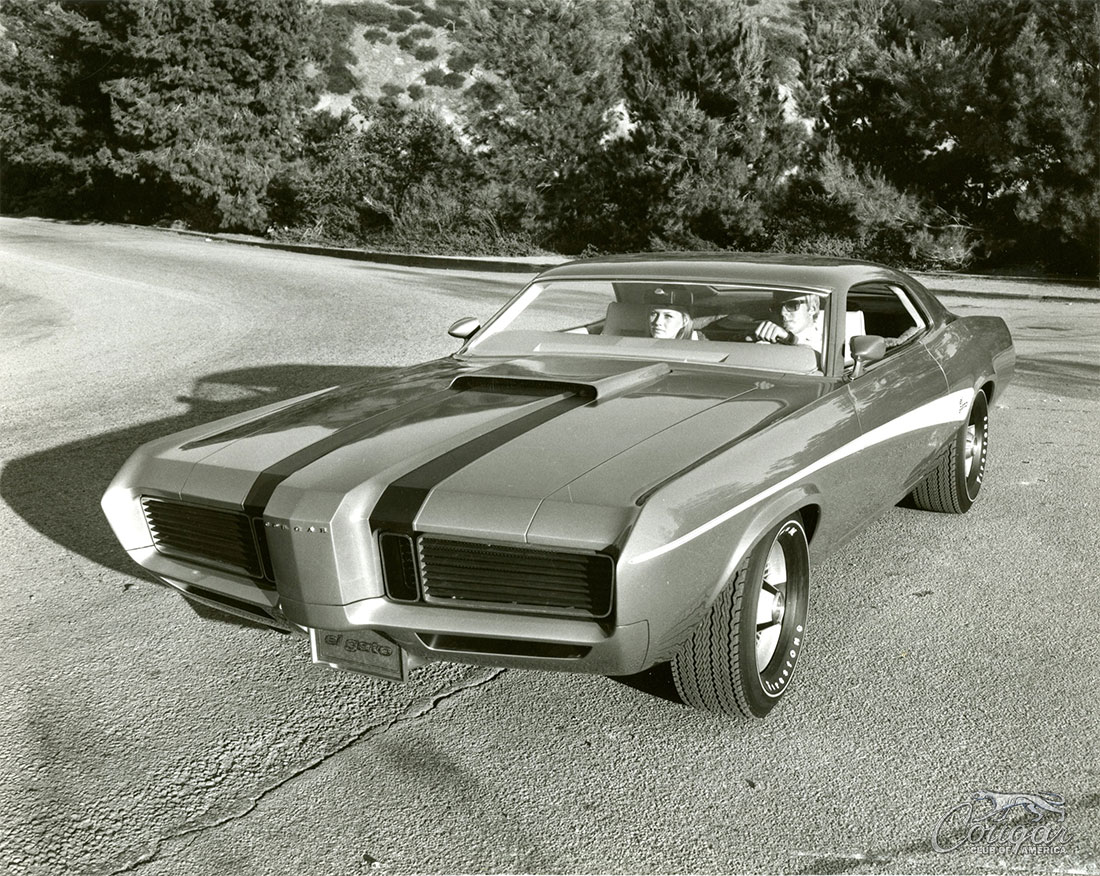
754, 320, 790, 343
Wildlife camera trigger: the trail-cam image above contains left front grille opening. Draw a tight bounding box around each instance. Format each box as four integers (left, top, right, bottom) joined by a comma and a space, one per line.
141, 497, 271, 583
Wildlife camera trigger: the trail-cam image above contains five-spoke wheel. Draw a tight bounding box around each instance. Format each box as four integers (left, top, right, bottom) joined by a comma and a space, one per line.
673, 513, 810, 718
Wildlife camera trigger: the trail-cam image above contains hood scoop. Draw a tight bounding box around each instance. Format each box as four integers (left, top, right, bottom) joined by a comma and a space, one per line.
450, 360, 671, 403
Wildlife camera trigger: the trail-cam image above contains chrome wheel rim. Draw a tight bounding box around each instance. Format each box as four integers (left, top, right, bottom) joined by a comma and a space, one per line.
756, 540, 787, 669
964, 423, 983, 477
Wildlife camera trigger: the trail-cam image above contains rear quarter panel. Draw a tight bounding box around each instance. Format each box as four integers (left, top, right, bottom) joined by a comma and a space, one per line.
924, 315, 1015, 403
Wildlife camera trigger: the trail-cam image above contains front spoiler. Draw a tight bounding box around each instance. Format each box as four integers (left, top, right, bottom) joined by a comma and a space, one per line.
134, 548, 295, 632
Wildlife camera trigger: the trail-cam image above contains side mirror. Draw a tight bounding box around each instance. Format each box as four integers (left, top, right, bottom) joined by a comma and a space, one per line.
848, 335, 886, 380
447, 317, 481, 340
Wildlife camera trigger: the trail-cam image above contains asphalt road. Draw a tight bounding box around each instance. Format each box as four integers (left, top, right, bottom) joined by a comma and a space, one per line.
1, 217, 1097, 876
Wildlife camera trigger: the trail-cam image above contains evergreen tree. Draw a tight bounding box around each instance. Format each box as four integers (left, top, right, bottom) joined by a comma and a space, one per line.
285, 101, 469, 244
0, 0, 320, 231
613, 0, 805, 250
800, 0, 1099, 272
0, 1, 103, 213
455, 0, 628, 249
992, 4, 1099, 272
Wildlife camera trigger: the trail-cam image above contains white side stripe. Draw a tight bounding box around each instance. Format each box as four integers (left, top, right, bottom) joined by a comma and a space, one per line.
628, 389, 973, 565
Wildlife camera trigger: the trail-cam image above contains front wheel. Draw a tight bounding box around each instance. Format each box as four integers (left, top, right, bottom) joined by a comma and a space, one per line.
672, 514, 810, 719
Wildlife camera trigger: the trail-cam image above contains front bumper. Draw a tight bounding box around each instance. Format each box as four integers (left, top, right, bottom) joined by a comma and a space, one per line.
132, 548, 651, 676
135, 548, 295, 631
286, 594, 651, 676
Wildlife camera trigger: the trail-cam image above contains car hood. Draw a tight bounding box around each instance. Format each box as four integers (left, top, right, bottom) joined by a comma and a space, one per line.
138, 355, 809, 545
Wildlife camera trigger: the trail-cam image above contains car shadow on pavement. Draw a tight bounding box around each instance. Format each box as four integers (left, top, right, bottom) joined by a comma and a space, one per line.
608, 662, 685, 705
2, 363, 397, 589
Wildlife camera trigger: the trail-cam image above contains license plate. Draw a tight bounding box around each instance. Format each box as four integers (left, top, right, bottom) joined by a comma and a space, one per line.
310, 628, 406, 682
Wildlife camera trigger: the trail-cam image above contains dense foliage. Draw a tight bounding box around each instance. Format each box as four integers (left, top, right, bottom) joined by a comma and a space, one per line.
794, 0, 1100, 271
2, 0, 1096, 275
0, 0, 320, 229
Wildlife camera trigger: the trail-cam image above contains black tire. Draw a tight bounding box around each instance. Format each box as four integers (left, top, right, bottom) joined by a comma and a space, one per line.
672, 514, 810, 719
908, 390, 988, 514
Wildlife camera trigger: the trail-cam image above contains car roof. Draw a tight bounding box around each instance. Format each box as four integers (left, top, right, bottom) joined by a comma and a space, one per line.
535, 252, 917, 294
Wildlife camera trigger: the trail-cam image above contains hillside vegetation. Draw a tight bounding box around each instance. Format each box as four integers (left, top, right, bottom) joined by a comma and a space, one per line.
1, 0, 1097, 276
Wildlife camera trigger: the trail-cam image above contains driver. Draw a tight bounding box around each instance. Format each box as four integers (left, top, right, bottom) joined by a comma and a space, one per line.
753, 292, 823, 350
649, 305, 698, 339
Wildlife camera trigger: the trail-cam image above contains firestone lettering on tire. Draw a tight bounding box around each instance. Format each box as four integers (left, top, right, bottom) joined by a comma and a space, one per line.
762, 623, 805, 696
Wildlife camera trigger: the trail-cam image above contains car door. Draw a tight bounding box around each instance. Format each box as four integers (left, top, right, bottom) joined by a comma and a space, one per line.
843, 283, 954, 514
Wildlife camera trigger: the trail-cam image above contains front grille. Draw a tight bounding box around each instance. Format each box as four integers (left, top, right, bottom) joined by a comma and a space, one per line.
416, 536, 614, 618
142, 497, 269, 582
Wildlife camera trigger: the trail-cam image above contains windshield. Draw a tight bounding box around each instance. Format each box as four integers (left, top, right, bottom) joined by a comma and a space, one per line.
464, 279, 831, 374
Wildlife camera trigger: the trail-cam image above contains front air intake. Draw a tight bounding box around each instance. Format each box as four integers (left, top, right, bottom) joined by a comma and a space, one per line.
379, 532, 420, 602
141, 497, 271, 583
449, 375, 596, 398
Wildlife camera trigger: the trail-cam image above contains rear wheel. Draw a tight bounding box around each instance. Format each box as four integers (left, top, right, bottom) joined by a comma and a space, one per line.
672, 514, 810, 719
909, 390, 988, 513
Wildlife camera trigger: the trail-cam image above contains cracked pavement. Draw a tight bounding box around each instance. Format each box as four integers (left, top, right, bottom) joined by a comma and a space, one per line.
104, 667, 507, 876
2, 219, 1097, 875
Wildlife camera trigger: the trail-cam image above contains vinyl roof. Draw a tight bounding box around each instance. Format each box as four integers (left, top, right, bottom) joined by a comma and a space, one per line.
536, 251, 916, 294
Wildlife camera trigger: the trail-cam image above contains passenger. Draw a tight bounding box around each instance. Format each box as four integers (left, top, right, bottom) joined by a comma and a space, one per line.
753, 292, 823, 350
649, 305, 698, 340
885, 325, 921, 349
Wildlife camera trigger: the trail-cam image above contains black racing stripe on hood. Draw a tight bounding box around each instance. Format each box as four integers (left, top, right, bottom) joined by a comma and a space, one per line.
241, 389, 454, 519
369, 394, 589, 534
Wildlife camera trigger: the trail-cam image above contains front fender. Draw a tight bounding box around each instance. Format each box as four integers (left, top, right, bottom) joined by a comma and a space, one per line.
617, 485, 824, 666
616, 385, 862, 666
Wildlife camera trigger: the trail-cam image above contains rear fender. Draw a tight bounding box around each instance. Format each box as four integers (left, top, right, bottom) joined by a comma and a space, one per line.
926, 316, 1014, 402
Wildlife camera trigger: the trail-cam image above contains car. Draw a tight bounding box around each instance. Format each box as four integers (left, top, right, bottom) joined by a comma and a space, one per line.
102, 253, 1014, 718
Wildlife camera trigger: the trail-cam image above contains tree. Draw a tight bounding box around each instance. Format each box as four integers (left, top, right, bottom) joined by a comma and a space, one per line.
0, 0, 320, 231
612, 0, 805, 250
798, 0, 1099, 273
991, 5, 1099, 272
455, 0, 629, 249
0, 1, 103, 213
285, 101, 469, 243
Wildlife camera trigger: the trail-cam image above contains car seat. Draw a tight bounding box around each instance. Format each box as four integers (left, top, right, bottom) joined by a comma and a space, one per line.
603, 302, 653, 337
844, 310, 866, 366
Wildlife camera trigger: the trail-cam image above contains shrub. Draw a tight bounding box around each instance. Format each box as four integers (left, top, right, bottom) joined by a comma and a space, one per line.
422, 66, 448, 86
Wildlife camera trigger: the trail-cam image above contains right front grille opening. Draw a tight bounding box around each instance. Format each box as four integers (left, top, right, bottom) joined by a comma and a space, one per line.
418, 536, 614, 618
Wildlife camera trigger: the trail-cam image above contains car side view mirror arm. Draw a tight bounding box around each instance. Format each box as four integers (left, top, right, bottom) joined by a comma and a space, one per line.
447, 316, 481, 341
847, 335, 886, 380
